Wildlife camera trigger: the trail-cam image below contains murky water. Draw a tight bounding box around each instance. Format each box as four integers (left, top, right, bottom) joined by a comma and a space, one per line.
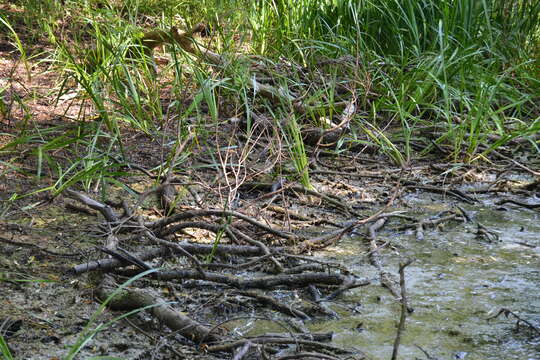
313, 194, 540, 360
4, 183, 538, 359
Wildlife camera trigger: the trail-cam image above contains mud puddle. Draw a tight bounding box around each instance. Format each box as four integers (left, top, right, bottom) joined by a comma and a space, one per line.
314, 192, 540, 359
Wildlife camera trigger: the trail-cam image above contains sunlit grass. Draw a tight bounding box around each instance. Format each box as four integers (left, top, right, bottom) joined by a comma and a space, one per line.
0, 335, 14, 360
1, 0, 538, 193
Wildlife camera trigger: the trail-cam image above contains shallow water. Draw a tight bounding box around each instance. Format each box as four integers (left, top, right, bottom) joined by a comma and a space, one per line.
314, 194, 540, 359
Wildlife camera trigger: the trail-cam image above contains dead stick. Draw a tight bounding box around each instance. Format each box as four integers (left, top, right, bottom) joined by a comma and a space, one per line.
117, 269, 349, 289
207, 337, 353, 354
65, 189, 119, 222
70, 243, 283, 274
141, 224, 206, 277
97, 274, 217, 343
235, 290, 309, 319
487, 308, 540, 336
391, 259, 413, 360
231, 227, 284, 272
149, 209, 296, 240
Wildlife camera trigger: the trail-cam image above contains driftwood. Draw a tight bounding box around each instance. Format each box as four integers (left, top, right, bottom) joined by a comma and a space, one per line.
240, 182, 358, 215
366, 217, 401, 300
70, 243, 286, 274
65, 189, 373, 357
207, 336, 360, 356
390, 260, 413, 360
66, 190, 225, 346
148, 209, 296, 240
115, 268, 360, 290
403, 183, 477, 204
234, 290, 309, 319
495, 198, 540, 210
97, 274, 218, 343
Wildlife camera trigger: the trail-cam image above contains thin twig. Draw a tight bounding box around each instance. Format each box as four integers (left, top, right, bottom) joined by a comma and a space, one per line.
391, 259, 413, 360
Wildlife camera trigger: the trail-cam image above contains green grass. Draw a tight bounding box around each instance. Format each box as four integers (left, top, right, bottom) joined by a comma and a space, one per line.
248, 0, 539, 160
65, 269, 160, 360
284, 112, 313, 189
1, 0, 538, 193
0, 335, 14, 360
0, 2, 538, 358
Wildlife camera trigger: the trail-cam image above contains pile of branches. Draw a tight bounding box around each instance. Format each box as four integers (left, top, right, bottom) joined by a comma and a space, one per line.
66, 188, 372, 359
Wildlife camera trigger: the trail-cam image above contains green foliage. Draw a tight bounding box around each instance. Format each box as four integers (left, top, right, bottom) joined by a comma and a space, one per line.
65, 269, 160, 359
284, 114, 313, 189
0, 14, 31, 80
0, 335, 14, 360
0, 2, 537, 358
1, 0, 538, 195
246, 0, 539, 159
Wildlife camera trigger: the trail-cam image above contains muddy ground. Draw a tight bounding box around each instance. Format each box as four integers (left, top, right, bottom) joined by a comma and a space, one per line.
1, 35, 540, 360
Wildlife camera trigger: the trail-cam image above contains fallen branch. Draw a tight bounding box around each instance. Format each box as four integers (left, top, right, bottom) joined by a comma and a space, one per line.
495, 198, 540, 210
487, 308, 540, 336
366, 217, 400, 298
97, 275, 219, 343
404, 184, 477, 204
235, 290, 309, 319
65, 189, 119, 222
391, 259, 413, 360
70, 243, 285, 274
206, 336, 356, 355
116, 269, 355, 290
148, 209, 296, 240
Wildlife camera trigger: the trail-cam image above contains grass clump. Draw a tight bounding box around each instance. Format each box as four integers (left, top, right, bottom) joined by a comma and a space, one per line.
248, 0, 539, 159
1, 0, 538, 194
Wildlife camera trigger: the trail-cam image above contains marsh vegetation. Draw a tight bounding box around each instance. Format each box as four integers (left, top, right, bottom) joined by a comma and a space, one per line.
1, 0, 539, 359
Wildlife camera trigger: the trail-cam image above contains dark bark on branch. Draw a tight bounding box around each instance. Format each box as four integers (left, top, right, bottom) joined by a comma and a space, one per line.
65, 189, 119, 222
117, 269, 353, 289
235, 290, 309, 319
147, 209, 296, 240
96, 275, 219, 343
207, 336, 358, 355
404, 184, 477, 204
391, 260, 413, 360
70, 243, 285, 274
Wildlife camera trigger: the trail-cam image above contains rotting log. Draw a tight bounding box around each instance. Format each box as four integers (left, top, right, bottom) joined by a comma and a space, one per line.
97, 275, 219, 343
70, 243, 285, 274
114, 268, 364, 290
